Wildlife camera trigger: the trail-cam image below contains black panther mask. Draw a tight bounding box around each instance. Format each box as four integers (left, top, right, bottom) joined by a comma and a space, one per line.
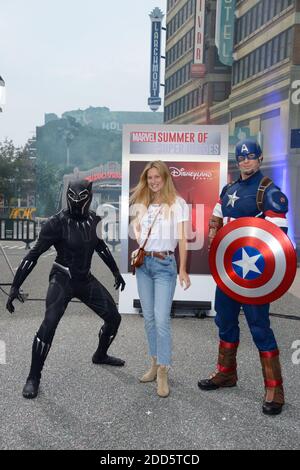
66, 179, 93, 219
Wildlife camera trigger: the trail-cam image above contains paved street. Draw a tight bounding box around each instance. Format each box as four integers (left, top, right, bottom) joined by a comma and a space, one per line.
0, 241, 300, 450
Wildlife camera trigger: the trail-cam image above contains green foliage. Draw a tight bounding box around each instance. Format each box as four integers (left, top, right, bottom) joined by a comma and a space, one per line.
36, 116, 122, 171
0, 138, 63, 217
0, 139, 34, 205
35, 160, 60, 217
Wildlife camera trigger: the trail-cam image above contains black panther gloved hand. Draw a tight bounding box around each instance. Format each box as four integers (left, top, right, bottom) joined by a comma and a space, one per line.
6, 286, 25, 313
113, 272, 126, 291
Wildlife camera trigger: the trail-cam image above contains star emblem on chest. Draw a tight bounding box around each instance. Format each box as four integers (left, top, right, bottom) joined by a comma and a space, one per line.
227, 191, 240, 208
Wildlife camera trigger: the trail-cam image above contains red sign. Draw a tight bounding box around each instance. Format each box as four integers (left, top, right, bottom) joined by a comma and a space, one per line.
193, 0, 206, 65
128, 160, 220, 274
191, 64, 206, 79
85, 172, 121, 182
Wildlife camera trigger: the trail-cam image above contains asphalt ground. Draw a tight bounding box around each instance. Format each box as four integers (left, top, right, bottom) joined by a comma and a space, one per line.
0, 241, 300, 450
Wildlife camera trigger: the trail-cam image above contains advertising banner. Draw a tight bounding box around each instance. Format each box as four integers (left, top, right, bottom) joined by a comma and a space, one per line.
130, 129, 220, 155
127, 160, 220, 275
119, 124, 228, 315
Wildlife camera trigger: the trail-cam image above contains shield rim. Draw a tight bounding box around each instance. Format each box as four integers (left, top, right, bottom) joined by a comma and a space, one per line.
209, 217, 297, 304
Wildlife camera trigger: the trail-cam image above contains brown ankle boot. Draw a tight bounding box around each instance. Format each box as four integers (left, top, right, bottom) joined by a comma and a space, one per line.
198, 340, 238, 390
260, 350, 284, 415
157, 365, 169, 397
139, 356, 158, 383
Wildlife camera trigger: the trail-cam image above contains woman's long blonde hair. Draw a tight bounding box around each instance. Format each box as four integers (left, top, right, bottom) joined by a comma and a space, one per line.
129, 160, 177, 208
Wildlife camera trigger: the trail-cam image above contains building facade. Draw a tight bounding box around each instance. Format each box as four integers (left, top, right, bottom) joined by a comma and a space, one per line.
164, 0, 300, 253
164, 0, 231, 124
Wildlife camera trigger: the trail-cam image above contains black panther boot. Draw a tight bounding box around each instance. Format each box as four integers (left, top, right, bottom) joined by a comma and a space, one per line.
22, 334, 51, 399
92, 325, 125, 366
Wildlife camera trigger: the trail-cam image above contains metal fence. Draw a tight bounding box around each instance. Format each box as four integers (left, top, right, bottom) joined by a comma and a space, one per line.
0, 218, 37, 249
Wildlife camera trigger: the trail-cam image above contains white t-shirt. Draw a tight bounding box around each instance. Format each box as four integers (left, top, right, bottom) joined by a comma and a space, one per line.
139, 196, 189, 252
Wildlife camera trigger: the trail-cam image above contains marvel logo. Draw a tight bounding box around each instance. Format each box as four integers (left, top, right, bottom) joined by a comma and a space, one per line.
131, 132, 156, 143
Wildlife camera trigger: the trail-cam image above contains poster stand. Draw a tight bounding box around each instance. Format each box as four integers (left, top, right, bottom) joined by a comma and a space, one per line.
119, 124, 228, 316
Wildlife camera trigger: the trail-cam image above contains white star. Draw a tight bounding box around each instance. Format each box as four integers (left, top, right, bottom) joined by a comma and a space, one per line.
227, 191, 240, 208
146, 411, 152, 416
232, 248, 262, 279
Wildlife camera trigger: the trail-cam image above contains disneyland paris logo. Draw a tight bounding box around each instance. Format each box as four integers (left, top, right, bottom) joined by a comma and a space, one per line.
169, 166, 213, 180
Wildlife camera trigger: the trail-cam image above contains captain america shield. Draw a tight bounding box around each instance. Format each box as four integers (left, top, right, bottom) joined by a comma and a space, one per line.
209, 217, 297, 304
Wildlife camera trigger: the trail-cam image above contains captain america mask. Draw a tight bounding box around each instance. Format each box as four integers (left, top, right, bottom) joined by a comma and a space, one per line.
235, 139, 262, 162
66, 179, 93, 218
236, 153, 260, 163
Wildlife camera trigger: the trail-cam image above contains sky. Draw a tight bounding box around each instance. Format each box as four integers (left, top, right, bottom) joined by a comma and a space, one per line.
0, 0, 166, 146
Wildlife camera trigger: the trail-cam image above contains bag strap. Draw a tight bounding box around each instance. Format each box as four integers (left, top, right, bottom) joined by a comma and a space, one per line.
141, 207, 162, 250
256, 176, 273, 212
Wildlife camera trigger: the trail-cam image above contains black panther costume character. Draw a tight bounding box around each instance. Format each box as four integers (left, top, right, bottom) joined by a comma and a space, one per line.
6, 179, 126, 399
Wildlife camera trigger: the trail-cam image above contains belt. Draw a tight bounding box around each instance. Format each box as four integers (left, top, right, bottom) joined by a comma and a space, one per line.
53, 261, 72, 278
144, 251, 174, 260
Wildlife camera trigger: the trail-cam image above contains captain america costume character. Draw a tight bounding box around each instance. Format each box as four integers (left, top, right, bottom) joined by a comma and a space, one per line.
6, 179, 126, 399
198, 139, 288, 415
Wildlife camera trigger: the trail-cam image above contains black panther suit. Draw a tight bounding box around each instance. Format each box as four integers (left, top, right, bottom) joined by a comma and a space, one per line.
6, 179, 125, 399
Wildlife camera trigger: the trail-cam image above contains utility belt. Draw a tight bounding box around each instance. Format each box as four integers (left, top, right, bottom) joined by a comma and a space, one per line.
144, 250, 174, 260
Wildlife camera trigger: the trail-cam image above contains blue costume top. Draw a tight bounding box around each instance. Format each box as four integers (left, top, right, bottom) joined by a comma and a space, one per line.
213, 170, 288, 232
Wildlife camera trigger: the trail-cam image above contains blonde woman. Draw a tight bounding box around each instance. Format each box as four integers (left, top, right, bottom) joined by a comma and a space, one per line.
130, 161, 191, 397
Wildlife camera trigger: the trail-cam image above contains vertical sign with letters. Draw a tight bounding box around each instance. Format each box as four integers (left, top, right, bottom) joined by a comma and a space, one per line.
191, 0, 206, 78
148, 8, 164, 111
215, 0, 236, 66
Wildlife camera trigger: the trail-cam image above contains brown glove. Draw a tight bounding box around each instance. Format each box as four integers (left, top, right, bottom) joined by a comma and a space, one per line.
208, 215, 223, 250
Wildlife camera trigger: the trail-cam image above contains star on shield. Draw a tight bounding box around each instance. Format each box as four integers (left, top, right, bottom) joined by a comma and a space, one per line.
232, 248, 262, 279
226, 191, 240, 208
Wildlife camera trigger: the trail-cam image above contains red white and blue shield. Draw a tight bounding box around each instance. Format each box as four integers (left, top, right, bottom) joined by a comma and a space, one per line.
209, 217, 297, 304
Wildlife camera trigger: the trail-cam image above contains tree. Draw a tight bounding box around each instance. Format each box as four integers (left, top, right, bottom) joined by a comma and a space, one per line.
0, 139, 19, 203
35, 159, 60, 216
0, 139, 36, 211
13, 144, 36, 202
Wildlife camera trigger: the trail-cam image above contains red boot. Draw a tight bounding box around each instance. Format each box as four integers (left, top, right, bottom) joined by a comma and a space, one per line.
198, 341, 239, 390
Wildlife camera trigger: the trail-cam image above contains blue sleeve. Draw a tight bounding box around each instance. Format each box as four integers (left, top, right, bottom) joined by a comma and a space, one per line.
220, 183, 231, 201
263, 185, 288, 214
263, 185, 288, 233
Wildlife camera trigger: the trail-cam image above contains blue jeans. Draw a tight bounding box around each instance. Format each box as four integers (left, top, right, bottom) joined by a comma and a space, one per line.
136, 255, 177, 365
